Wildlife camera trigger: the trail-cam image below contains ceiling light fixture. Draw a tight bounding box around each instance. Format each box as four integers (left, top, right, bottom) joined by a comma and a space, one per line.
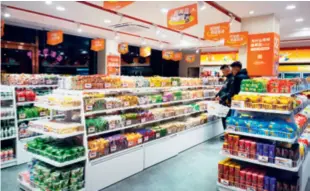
45, 1, 52, 5
104, 19, 111, 24
161, 8, 169, 14
249, 10, 254, 15
4, 12, 11, 18
76, 23, 82, 33
114, 32, 120, 40
198, 2, 206, 11
296, 18, 304, 22
196, 48, 200, 54
56, 6, 65, 11
2, 6, 11, 18
286, 4, 296, 10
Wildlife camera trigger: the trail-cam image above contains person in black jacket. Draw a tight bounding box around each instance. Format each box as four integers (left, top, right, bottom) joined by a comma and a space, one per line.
230, 61, 249, 97
216, 64, 234, 140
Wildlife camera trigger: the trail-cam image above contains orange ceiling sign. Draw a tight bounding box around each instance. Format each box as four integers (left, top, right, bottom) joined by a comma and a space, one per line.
91, 39, 105, 51
140, 46, 151, 57
103, 1, 134, 10
118, 43, 129, 54
107, 55, 120, 75
167, 3, 198, 31
172, 52, 183, 61
224, 31, 248, 47
200, 52, 238, 65
162, 50, 174, 60
185, 54, 196, 63
247, 32, 280, 76
47, 30, 63, 46
204, 22, 230, 41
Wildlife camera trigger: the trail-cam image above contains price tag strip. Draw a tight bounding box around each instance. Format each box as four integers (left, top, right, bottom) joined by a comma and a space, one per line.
275, 157, 293, 168
257, 155, 269, 163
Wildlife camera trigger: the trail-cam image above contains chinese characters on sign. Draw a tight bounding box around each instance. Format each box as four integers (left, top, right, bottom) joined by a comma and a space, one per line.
47, 31, 63, 46
91, 39, 105, 51
107, 55, 120, 75
204, 22, 230, 41
162, 51, 174, 60
118, 43, 129, 54
167, 4, 198, 31
185, 54, 196, 63
247, 32, 280, 76
224, 32, 248, 47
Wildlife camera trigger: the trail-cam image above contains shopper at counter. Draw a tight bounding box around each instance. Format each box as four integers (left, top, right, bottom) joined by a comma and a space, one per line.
216, 64, 233, 140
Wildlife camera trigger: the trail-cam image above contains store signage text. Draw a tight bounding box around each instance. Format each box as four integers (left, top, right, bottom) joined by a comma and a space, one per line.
167, 3, 198, 31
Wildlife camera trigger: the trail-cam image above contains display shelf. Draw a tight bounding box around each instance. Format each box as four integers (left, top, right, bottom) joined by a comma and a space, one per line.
11, 85, 58, 88
26, 152, 86, 167
34, 103, 81, 111
16, 101, 37, 106
0, 97, 13, 101
225, 129, 297, 143
28, 127, 84, 139
230, 106, 292, 114
217, 182, 244, 191
1, 116, 15, 120
1, 159, 17, 168
87, 109, 208, 137
18, 116, 49, 123
219, 151, 302, 172
239, 89, 308, 97
1, 135, 17, 141
85, 96, 214, 116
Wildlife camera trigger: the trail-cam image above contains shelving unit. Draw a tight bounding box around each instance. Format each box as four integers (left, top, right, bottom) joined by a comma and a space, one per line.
217, 90, 310, 191
18, 84, 223, 191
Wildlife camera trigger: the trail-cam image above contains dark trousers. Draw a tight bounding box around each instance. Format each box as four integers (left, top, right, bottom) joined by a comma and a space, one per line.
221, 109, 231, 130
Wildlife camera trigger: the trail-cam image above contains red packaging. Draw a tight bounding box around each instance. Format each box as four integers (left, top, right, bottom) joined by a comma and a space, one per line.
240, 170, 246, 188
224, 133, 229, 142
250, 142, 257, 159
245, 141, 251, 154
228, 135, 234, 144
252, 173, 258, 186
223, 163, 230, 179
246, 171, 252, 186
229, 164, 235, 177
239, 140, 245, 152
257, 174, 265, 189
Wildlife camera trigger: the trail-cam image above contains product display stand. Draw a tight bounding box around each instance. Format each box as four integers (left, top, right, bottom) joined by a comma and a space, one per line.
18, 85, 224, 191
1, 86, 17, 168
217, 90, 310, 191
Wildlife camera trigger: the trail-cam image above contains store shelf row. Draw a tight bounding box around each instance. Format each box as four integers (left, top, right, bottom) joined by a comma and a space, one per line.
219, 151, 303, 172
27, 128, 84, 139
0, 97, 14, 101
1, 135, 17, 141
239, 88, 309, 97
1, 159, 17, 169
4, 85, 58, 88
1, 116, 15, 121
18, 116, 49, 123
16, 101, 37, 106
87, 109, 208, 137
34, 103, 81, 111
85, 96, 215, 116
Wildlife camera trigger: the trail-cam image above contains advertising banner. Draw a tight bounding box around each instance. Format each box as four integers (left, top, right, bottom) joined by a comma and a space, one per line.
167, 4, 198, 31
280, 48, 310, 63
162, 50, 174, 60
107, 55, 120, 75
140, 46, 151, 57
185, 54, 196, 63
103, 1, 134, 10
118, 43, 129, 54
200, 52, 238, 65
224, 32, 248, 47
204, 22, 230, 41
91, 39, 105, 51
172, 52, 183, 61
47, 30, 63, 46
247, 32, 279, 76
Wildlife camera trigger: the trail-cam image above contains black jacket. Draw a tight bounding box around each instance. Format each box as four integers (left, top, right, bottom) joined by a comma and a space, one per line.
216, 73, 234, 106
230, 69, 249, 98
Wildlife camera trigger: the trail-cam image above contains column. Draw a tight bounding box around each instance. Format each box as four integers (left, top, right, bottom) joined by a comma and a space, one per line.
97, 40, 120, 74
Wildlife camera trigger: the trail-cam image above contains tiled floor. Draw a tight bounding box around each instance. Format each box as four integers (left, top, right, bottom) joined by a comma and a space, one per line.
1, 137, 310, 191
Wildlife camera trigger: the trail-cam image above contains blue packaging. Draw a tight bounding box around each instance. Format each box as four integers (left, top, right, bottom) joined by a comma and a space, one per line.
264, 176, 270, 190
269, 177, 276, 191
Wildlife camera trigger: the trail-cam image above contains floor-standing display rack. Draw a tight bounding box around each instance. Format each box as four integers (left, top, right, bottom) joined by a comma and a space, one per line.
217, 90, 310, 191
1, 86, 17, 168
17, 85, 224, 191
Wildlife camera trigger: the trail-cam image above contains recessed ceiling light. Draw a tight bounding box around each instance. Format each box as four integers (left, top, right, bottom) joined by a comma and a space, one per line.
104, 19, 111, 23
286, 4, 296, 10
56, 6, 65, 11
77, 28, 82, 33
249, 10, 254, 15
45, 1, 52, 5
296, 18, 304, 22
161, 8, 168, 13
4, 13, 11, 18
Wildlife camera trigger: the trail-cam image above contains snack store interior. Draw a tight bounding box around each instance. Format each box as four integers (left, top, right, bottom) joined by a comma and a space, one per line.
1, 1, 310, 191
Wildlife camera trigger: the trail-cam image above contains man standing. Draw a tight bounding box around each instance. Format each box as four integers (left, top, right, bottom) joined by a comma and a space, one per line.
230, 61, 249, 96
216, 64, 233, 140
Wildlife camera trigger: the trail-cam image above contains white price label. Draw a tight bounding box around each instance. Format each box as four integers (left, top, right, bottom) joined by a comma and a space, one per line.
275, 157, 293, 168
124, 102, 130, 107
105, 83, 111, 88
222, 149, 230, 155
89, 151, 97, 159
163, 97, 167, 102
106, 103, 112, 109
18, 97, 25, 102
247, 187, 256, 191
84, 83, 92, 89
156, 133, 160, 138
220, 179, 229, 186
238, 152, 248, 158
138, 138, 142, 144
109, 121, 116, 129
126, 120, 132, 126
144, 136, 149, 142
172, 81, 177, 86
231, 100, 245, 108
86, 105, 93, 111
137, 81, 143, 87
123, 83, 128, 88
88, 126, 96, 133
258, 155, 269, 163
168, 129, 172, 134
19, 113, 26, 119
40, 112, 46, 117
141, 118, 146, 123
111, 145, 117, 152
227, 126, 236, 131
46, 80, 52, 85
